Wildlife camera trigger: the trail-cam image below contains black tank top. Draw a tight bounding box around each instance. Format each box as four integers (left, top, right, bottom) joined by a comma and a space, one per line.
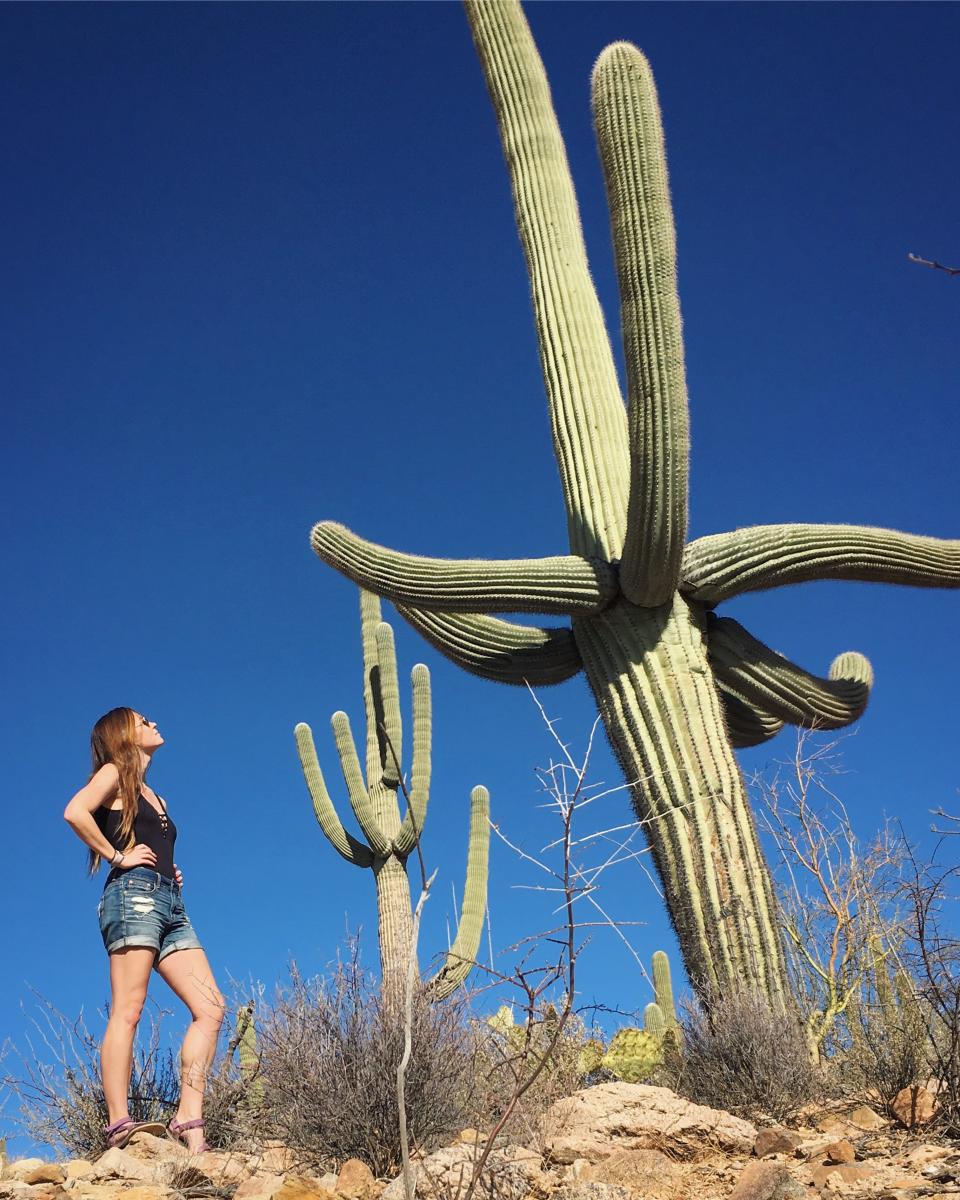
94, 793, 177, 879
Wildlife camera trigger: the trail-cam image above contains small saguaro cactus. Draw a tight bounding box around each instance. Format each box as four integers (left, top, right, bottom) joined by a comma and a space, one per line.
295, 590, 490, 1006
235, 1004, 264, 1111
308, 0, 960, 1006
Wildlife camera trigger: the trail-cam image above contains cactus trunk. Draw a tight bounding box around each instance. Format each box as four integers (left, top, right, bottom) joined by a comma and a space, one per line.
573, 595, 787, 1000
373, 853, 415, 1008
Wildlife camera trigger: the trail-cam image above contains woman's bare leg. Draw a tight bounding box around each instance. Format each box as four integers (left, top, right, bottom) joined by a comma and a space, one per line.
102, 947, 157, 1125
156, 948, 225, 1152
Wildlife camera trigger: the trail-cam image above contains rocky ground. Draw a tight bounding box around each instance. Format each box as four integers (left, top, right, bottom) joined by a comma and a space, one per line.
3, 1083, 959, 1200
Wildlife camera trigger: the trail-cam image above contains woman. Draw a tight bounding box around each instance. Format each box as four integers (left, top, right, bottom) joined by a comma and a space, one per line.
64, 708, 225, 1153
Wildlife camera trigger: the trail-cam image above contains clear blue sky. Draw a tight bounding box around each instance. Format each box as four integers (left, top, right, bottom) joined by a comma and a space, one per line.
2, 1, 958, 1154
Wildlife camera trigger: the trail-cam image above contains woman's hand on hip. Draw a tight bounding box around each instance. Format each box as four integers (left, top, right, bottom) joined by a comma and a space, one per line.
123, 844, 158, 869
174, 863, 184, 888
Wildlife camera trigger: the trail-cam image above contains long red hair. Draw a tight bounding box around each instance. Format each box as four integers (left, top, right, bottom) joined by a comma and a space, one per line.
87, 707, 143, 875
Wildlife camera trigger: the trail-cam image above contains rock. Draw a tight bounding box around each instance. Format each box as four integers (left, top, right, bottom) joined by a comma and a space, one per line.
316, 1177, 339, 1192
20, 1168, 64, 1186
336, 1159, 375, 1200
848, 1106, 886, 1131
89, 1149, 157, 1183
233, 1173, 287, 1200
274, 1175, 338, 1200
455, 1130, 484, 1147
754, 1130, 803, 1158
62, 1166, 95, 1183
816, 1116, 844, 1134
811, 1163, 875, 1189
566, 1161, 592, 1181
578, 1149, 677, 1191
0, 1185, 32, 1200
824, 1141, 856, 1165
542, 1083, 757, 1164
381, 1142, 543, 1200
260, 1148, 300, 1175
730, 1162, 805, 1200
7, 1164, 46, 1185
119, 1136, 183, 1166
117, 1188, 170, 1200
550, 1185, 629, 1200
186, 1153, 251, 1186
891, 1086, 938, 1128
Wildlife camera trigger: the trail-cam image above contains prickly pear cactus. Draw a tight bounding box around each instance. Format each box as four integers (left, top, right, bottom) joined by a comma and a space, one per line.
602, 1027, 663, 1082
309, 0, 960, 1004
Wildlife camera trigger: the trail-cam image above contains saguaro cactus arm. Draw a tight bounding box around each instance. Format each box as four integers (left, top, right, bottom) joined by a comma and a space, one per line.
311, 522, 617, 615
716, 685, 785, 748
394, 664, 432, 857
394, 605, 584, 685
428, 785, 491, 1000
592, 44, 689, 608
294, 721, 374, 867
708, 616, 873, 730
331, 711, 392, 857
683, 524, 960, 605
465, 0, 629, 562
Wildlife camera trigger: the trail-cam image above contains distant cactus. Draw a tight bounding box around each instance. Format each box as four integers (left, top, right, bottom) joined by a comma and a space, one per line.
602, 1026, 663, 1083
309, 0, 960, 1004
235, 1004, 264, 1110
295, 590, 490, 1005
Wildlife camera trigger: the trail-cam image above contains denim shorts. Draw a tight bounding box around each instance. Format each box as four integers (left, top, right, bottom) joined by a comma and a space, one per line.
98, 867, 203, 962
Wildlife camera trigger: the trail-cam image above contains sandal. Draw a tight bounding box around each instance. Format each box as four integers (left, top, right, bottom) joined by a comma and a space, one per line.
167, 1116, 211, 1153
105, 1116, 167, 1149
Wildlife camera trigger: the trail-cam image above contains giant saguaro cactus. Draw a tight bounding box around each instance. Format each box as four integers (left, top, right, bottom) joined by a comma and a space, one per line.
309, 2, 959, 1003
295, 590, 490, 1005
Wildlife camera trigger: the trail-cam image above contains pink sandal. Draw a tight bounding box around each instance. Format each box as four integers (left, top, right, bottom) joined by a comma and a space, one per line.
167, 1116, 211, 1152
104, 1115, 166, 1149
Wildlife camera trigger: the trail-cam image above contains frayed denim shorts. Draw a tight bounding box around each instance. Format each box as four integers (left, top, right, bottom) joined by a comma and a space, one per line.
98, 867, 203, 962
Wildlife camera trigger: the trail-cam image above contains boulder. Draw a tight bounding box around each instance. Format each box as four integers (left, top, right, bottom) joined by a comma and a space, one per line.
753, 1130, 803, 1158
810, 1163, 874, 1189
578, 1148, 677, 1191
847, 1106, 885, 1131
542, 1083, 757, 1164
7, 1163, 46, 1184
550, 1186, 629, 1200
233, 1173, 287, 1200
274, 1176, 338, 1200
891, 1085, 938, 1128
729, 1162, 805, 1200
118, 1137, 182, 1167
63, 1165, 95, 1183
259, 1149, 300, 1175
88, 1151, 157, 1184
19, 1167, 65, 1186
336, 1160, 375, 1200
381, 1143, 544, 1200
823, 1141, 855, 1165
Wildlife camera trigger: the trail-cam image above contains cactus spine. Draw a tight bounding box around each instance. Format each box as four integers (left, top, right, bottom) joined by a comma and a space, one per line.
295, 590, 490, 1006
310, 1, 960, 1003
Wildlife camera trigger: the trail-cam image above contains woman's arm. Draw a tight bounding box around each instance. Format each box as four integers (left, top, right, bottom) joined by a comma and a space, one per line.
63, 763, 127, 865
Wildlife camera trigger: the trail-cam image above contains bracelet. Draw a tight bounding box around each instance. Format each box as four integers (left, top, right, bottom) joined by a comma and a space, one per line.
110, 849, 125, 867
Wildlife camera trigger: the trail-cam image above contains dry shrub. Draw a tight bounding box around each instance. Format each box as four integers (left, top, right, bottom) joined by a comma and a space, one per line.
4, 993, 182, 1157
250, 958, 481, 1176
474, 1005, 596, 1151
675, 988, 823, 1121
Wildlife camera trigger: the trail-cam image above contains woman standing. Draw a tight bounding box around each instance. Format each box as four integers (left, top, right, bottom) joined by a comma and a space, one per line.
64, 708, 225, 1152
